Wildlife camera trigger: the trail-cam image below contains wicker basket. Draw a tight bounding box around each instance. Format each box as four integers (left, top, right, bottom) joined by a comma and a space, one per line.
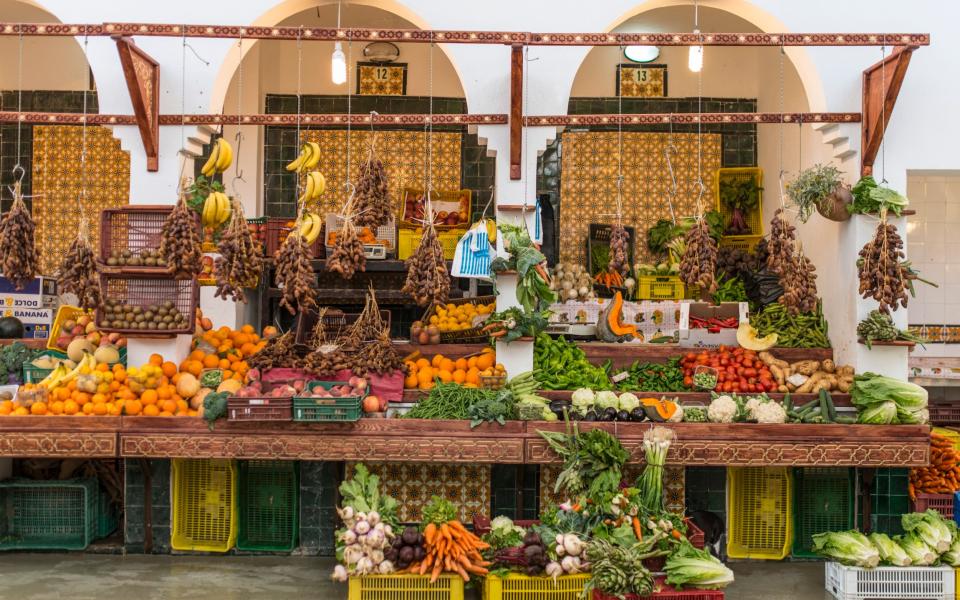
99, 206, 198, 274
97, 274, 199, 337
421, 295, 496, 343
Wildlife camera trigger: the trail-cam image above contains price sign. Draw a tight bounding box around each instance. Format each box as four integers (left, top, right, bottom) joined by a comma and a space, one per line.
616, 64, 667, 98
357, 62, 407, 96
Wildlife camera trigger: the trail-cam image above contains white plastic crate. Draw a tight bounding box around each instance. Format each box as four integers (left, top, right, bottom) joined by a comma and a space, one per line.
324, 213, 395, 259
824, 562, 956, 600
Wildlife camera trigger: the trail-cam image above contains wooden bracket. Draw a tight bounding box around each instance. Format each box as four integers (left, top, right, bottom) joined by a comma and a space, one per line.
510, 44, 523, 180
114, 35, 160, 171
861, 45, 914, 177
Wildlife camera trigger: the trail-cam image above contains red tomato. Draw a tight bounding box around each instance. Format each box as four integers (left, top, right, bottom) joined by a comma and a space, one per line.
744, 368, 757, 377
684, 376, 693, 387
685, 353, 697, 361
720, 358, 729, 367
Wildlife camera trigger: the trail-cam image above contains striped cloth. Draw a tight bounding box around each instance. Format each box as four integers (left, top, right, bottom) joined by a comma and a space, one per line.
451, 222, 492, 278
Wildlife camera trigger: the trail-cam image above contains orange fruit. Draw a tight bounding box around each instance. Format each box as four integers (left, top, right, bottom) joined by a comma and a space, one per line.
476, 354, 494, 371
452, 370, 466, 384
415, 358, 430, 370
49, 400, 64, 415
157, 386, 172, 400
240, 343, 257, 357
114, 370, 127, 384
188, 361, 204, 377
404, 373, 418, 388
143, 404, 160, 417
55, 387, 70, 402
96, 363, 110, 372
74, 392, 91, 406
91, 393, 108, 405
466, 368, 481, 385
92, 403, 108, 416
467, 356, 478, 369
149, 353, 164, 366
159, 411, 174, 417
187, 410, 198, 417
202, 354, 220, 369
124, 400, 143, 416
108, 403, 122, 416
437, 370, 453, 383
13, 406, 29, 416
140, 389, 159, 405
418, 379, 434, 391
0, 400, 13, 415
431, 354, 444, 368
241, 324, 255, 334
63, 400, 79, 415
82, 403, 94, 415
416, 368, 433, 386
481, 346, 496, 354
30, 402, 47, 416
161, 362, 178, 378
455, 358, 468, 371
189, 349, 205, 361
218, 358, 231, 370
161, 400, 178, 414
439, 358, 455, 373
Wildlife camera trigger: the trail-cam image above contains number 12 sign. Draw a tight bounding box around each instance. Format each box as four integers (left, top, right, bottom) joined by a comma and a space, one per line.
358, 62, 408, 96
616, 64, 667, 98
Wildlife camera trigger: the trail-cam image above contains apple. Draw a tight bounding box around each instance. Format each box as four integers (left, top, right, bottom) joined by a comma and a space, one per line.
77, 315, 91, 328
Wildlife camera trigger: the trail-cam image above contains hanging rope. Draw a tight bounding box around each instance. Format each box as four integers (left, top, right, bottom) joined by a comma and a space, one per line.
15, 32, 23, 177
232, 31, 246, 194
694, 29, 705, 218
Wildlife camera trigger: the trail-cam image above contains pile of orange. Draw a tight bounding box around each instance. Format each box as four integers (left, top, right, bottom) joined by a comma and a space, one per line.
403, 348, 504, 391
180, 324, 263, 382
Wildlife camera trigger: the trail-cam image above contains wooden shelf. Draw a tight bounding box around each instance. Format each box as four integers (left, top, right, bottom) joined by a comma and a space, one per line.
497, 204, 536, 212
574, 342, 833, 369
859, 338, 916, 348
0, 417, 928, 465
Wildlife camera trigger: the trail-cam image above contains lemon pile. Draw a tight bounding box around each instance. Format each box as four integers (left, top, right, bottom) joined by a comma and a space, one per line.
429, 301, 495, 333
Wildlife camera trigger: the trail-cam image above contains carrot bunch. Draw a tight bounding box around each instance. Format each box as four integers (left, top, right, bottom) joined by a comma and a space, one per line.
909, 432, 960, 500
413, 520, 492, 583
594, 270, 623, 288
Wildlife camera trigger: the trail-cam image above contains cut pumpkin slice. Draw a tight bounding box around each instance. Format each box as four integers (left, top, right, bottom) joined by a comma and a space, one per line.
736, 322, 778, 351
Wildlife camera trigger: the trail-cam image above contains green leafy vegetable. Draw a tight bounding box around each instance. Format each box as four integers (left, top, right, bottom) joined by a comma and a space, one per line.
467, 389, 515, 428
0, 342, 41, 384
902, 509, 953, 553
538, 420, 628, 501
201, 391, 229, 430
848, 175, 908, 216
421, 495, 458, 527
665, 541, 735, 590
339, 463, 399, 528
811, 530, 880, 568
482, 516, 525, 551
895, 533, 936, 566
869, 532, 912, 566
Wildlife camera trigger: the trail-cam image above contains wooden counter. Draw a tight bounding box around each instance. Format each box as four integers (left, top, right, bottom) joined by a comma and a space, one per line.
0, 417, 929, 467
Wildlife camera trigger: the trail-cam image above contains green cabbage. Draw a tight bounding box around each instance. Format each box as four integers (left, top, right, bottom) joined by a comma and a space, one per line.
595, 391, 620, 411
811, 531, 879, 568
617, 392, 640, 412
868, 532, 911, 566
895, 533, 937, 566
902, 510, 953, 553
571, 388, 595, 415
852, 373, 928, 409
664, 541, 734, 590
857, 401, 897, 424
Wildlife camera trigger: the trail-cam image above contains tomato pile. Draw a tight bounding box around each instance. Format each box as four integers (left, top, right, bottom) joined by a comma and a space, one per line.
680, 346, 778, 393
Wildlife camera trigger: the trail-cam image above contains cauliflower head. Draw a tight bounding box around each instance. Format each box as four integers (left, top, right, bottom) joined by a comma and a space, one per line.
707, 395, 738, 423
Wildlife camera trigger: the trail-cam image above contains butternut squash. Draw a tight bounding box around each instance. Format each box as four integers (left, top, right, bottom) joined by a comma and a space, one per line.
597, 291, 639, 342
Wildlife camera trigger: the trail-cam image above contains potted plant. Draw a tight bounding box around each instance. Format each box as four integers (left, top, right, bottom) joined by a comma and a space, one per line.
786, 164, 852, 222
719, 176, 762, 235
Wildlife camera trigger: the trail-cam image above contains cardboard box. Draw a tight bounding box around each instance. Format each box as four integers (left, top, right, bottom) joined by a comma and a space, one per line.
550, 299, 682, 344
0, 276, 58, 310
1, 306, 54, 326
679, 302, 748, 347
23, 324, 49, 339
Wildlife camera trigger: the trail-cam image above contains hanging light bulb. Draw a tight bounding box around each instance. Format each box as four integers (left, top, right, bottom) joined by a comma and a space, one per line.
331, 0, 347, 85
688, 0, 703, 72
331, 41, 347, 84
688, 31, 703, 73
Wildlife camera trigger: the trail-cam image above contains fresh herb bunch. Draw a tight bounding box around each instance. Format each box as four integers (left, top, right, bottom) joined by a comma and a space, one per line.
538, 420, 629, 500
340, 464, 400, 528
484, 307, 550, 343
490, 223, 556, 312
636, 427, 675, 513
848, 176, 908, 216
421, 495, 458, 527
787, 164, 844, 223
467, 389, 516, 428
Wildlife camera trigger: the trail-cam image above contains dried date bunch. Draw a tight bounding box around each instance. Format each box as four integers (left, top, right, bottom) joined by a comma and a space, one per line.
159, 194, 203, 278
327, 217, 367, 280
0, 181, 39, 290
57, 215, 101, 310
353, 331, 404, 377
780, 249, 819, 315
342, 285, 386, 343
304, 345, 357, 378
275, 229, 317, 314
679, 218, 718, 293
214, 197, 263, 303
353, 146, 391, 229
766, 208, 797, 277
402, 215, 450, 307
608, 223, 630, 276
858, 219, 909, 314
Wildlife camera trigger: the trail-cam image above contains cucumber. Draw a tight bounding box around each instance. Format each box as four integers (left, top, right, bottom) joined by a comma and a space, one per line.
802, 408, 822, 423
818, 390, 832, 423
783, 392, 793, 413
795, 399, 819, 414
823, 390, 838, 422
833, 415, 857, 424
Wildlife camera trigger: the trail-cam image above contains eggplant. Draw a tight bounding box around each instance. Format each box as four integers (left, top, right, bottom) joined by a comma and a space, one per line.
600, 407, 617, 421
616, 410, 630, 422
582, 411, 597, 422
629, 407, 647, 422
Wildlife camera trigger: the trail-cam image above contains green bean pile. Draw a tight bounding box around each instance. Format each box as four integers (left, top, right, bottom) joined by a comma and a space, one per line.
751, 301, 830, 348
403, 382, 497, 420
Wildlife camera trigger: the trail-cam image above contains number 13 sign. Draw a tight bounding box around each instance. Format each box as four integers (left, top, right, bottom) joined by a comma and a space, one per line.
358, 62, 408, 96
616, 64, 667, 98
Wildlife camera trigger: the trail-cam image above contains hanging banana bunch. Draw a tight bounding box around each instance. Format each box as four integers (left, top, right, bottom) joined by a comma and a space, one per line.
298, 212, 323, 246
200, 137, 233, 178
286, 142, 322, 174
299, 170, 326, 205
201, 190, 232, 229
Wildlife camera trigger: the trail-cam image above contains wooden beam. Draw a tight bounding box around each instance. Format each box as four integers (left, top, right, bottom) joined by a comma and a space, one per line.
525, 112, 861, 126
114, 36, 160, 171
0, 111, 507, 127
861, 46, 914, 177
510, 44, 523, 180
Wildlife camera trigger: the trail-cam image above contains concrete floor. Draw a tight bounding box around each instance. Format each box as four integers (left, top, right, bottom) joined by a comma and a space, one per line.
0, 555, 831, 599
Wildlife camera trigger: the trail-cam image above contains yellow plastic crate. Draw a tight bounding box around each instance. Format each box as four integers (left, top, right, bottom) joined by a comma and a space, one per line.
398, 227, 463, 261
348, 574, 464, 600
715, 167, 764, 237
483, 573, 589, 600
636, 275, 684, 301
719, 234, 763, 253
48, 305, 90, 351
728, 466, 793, 560
171, 458, 237, 553
933, 427, 960, 451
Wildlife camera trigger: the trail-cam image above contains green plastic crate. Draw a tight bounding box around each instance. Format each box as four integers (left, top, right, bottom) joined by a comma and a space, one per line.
792, 468, 855, 558
237, 460, 299, 552
293, 382, 363, 422
21, 350, 68, 384
96, 487, 119, 539
858, 468, 910, 536
0, 478, 98, 550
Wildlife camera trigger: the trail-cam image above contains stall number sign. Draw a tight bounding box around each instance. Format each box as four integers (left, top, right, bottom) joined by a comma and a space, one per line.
617, 64, 667, 98
358, 62, 408, 96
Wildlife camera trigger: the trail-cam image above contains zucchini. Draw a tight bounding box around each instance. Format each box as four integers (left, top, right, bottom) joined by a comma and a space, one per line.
795, 399, 819, 414
802, 408, 822, 423
783, 393, 793, 413
824, 390, 838, 422
818, 390, 832, 423
834, 415, 857, 424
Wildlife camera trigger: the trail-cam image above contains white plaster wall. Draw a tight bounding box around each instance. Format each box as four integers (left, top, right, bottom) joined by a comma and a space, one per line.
0, 0, 955, 373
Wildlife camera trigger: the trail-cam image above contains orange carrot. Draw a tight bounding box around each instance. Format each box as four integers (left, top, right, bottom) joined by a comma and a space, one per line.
632, 516, 643, 541
424, 523, 437, 545
430, 560, 443, 584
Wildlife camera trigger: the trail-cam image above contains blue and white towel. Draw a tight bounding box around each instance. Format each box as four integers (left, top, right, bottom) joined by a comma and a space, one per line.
451, 221, 492, 279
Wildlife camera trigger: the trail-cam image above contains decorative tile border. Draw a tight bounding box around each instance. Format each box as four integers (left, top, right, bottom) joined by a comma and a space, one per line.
909, 325, 960, 343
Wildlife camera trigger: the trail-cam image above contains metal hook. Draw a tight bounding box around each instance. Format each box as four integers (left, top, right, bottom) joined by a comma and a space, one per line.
481, 185, 495, 219
11, 164, 25, 184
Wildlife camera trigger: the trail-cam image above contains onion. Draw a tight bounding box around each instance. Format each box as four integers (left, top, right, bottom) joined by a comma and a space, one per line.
566, 289, 578, 300
383, 524, 393, 538
369, 549, 385, 564
356, 557, 374, 575
367, 511, 381, 526
354, 520, 371, 535
377, 560, 395, 574
545, 561, 563, 581
563, 534, 584, 557
555, 543, 566, 557
341, 530, 357, 545
340, 506, 355, 520
561, 555, 579, 574
331, 565, 348, 582
365, 528, 385, 548
343, 544, 363, 565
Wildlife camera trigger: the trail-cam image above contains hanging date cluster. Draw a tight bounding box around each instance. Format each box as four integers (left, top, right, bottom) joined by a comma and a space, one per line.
353, 150, 392, 229
766, 209, 797, 277
275, 230, 318, 314
402, 222, 450, 307
679, 218, 718, 293
159, 195, 203, 278
767, 209, 819, 315
214, 198, 263, 303
327, 217, 367, 280
0, 182, 39, 290
858, 220, 909, 314
57, 216, 101, 310
608, 224, 630, 276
